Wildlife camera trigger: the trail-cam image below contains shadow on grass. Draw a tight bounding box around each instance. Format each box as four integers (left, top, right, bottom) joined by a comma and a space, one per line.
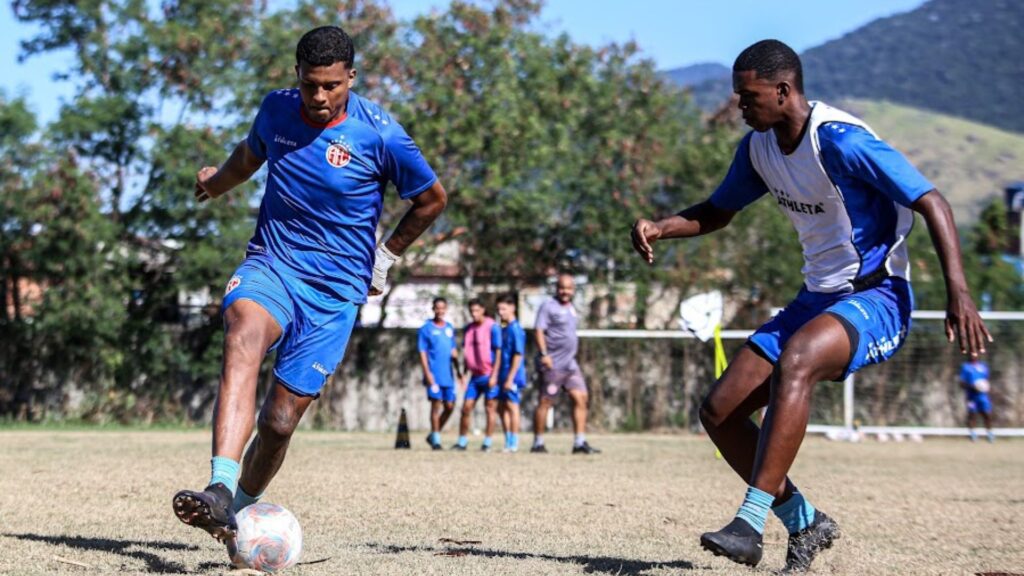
363, 542, 703, 575
3, 532, 197, 574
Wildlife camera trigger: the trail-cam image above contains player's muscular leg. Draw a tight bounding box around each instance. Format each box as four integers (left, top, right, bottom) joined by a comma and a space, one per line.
485, 399, 498, 436
459, 398, 476, 436
568, 389, 588, 435
213, 300, 283, 461
534, 397, 552, 436
238, 381, 315, 496
751, 314, 850, 496
430, 399, 442, 432
700, 346, 794, 499
440, 401, 455, 429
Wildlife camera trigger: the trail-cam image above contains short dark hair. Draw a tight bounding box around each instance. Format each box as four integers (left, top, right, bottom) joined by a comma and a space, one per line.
432, 297, 447, 307
467, 298, 484, 309
734, 39, 803, 93
296, 26, 355, 68
496, 293, 517, 306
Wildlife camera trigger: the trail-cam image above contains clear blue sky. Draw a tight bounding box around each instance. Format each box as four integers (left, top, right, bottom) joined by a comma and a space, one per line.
2, 0, 925, 124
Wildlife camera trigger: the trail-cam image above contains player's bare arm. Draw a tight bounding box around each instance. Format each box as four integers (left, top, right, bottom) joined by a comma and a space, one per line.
370, 180, 447, 295
536, 328, 553, 369
911, 189, 993, 356
505, 354, 522, 391
195, 139, 265, 202
419, 351, 435, 388
631, 201, 736, 264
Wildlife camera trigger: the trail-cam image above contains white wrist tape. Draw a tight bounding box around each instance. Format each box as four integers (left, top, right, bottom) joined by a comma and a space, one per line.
371, 244, 400, 293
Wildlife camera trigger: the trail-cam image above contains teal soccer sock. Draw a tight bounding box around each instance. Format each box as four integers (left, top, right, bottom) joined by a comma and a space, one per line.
457, 435, 468, 447
510, 433, 519, 450
429, 431, 440, 445
233, 484, 262, 513
210, 456, 239, 494
772, 491, 817, 534
735, 486, 775, 534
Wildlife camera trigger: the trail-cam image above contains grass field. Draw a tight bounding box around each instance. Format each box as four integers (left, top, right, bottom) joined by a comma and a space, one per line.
1, 431, 1021, 575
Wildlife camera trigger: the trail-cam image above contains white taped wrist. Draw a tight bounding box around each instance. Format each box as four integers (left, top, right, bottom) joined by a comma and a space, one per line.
371, 244, 400, 293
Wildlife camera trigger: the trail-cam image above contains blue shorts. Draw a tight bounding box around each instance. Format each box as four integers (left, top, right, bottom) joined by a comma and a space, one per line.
749, 278, 913, 381
464, 375, 499, 402
967, 394, 992, 414
221, 256, 358, 397
499, 386, 523, 405
426, 383, 456, 403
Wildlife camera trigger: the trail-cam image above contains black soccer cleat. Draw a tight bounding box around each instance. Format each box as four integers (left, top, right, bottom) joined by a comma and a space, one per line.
572, 441, 601, 454
700, 517, 763, 567
450, 443, 467, 451
781, 511, 841, 573
480, 444, 492, 453
426, 435, 443, 450
530, 444, 549, 453
172, 482, 238, 542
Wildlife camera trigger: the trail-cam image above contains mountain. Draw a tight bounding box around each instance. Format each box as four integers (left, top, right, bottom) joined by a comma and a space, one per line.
671, 0, 1024, 134
803, 0, 1023, 133
659, 63, 729, 88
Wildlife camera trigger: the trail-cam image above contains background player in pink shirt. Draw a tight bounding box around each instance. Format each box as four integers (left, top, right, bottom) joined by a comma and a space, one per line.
453, 299, 502, 451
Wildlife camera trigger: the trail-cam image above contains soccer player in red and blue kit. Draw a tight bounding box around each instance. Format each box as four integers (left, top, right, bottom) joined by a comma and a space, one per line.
172, 26, 447, 556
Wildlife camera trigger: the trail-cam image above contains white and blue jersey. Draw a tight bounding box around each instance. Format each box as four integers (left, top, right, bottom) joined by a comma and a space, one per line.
245, 89, 437, 304
711, 102, 931, 378
418, 320, 457, 389
710, 102, 934, 293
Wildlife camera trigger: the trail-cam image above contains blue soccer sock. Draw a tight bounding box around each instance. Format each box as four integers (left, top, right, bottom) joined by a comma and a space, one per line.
505, 431, 512, 447
772, 491, 817, 534
735, 486, 775, 534
429, 431, 440, 445
232, 484, 262, 513
987, 430, 995, 443
457, 435, 468, 448
510, 433, 519, 450
482, 436, 493, 448
210, 456, 240, 495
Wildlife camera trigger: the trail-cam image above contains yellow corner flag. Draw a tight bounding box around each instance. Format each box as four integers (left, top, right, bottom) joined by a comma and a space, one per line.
713, 324, 726, 459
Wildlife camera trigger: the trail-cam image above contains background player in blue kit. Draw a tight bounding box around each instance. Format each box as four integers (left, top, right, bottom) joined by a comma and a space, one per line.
960, 359, 994, 443
496, 293, 527, 453
631, 40, 991, 572
172, 26, 447, 553
419, 297, 459, 450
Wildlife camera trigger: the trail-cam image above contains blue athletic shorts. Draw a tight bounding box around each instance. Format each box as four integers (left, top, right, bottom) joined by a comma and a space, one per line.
221, 256, 358, 397
426, 384, 456, 403
748, 277, 913, 381
499, 386, 522, 405
464, 375, 498, 401
967, 394, 992, 414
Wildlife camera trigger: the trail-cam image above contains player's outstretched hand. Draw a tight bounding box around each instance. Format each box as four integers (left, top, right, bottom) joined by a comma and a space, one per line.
195, 166, 219, 203
945, 293, 993, 358
630, 219, 662, 264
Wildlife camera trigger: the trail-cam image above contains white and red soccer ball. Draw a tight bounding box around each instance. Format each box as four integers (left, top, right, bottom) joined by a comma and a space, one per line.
234, 503, 302, 573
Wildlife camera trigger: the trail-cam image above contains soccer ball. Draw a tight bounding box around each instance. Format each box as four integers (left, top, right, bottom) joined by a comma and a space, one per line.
234, 503, 303, 573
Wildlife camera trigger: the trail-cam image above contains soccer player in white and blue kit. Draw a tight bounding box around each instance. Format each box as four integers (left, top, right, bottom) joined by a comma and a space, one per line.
172, 26, 447, 553
631, 40, 991, 572
418, 297, 459, 450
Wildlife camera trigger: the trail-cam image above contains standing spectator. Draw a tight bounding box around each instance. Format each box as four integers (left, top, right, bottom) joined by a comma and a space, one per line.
531, 274, 600, 454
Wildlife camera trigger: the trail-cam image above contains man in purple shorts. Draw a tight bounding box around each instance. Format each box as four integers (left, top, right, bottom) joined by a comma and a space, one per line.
530, 274, 600, 455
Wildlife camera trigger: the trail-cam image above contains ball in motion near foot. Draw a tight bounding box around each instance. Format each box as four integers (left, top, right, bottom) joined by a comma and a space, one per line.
234, 503, 303, 573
